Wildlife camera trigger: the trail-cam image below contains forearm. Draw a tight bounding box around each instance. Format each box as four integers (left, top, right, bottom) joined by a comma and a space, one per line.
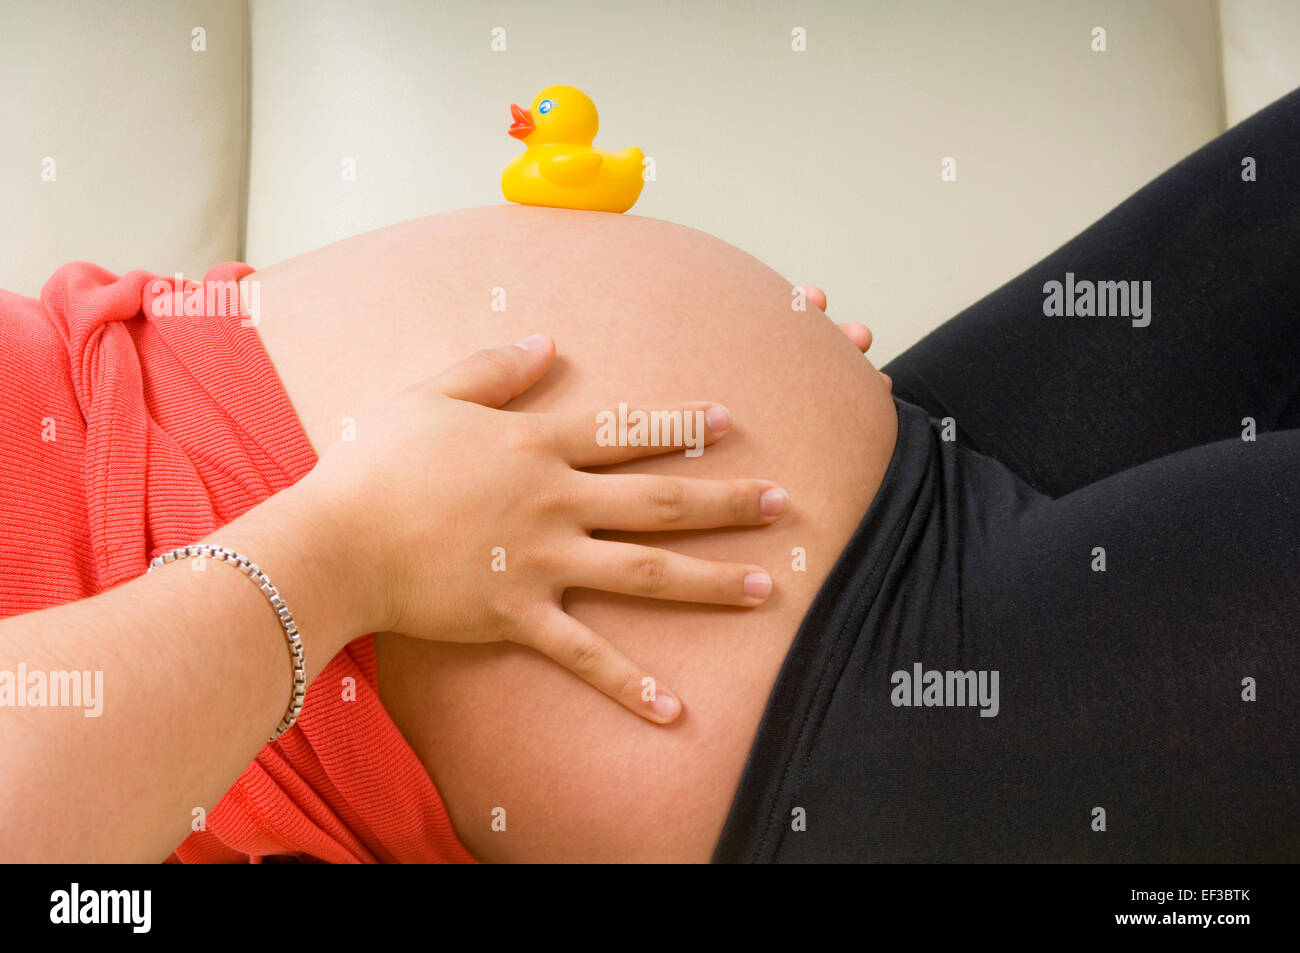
0, 480, 361, 862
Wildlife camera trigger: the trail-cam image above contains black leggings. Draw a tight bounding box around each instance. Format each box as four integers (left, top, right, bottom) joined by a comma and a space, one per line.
715, 87, 1300, 863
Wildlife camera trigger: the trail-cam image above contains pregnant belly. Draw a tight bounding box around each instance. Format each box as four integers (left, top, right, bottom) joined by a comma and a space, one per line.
251, 206, 896, 861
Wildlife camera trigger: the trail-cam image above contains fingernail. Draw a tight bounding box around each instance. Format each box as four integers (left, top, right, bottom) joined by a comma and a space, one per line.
759, 487, 789, 517
744, 571, 772, 599
514, 333, 549, 351
651, 692, 681, 719
705, 403, 731, 433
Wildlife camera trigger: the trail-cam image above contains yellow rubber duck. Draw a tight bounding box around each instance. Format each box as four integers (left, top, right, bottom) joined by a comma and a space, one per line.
501, 85, 645, 213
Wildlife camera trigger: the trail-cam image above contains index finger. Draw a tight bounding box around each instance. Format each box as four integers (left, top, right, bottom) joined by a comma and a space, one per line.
550, 402, 733, 468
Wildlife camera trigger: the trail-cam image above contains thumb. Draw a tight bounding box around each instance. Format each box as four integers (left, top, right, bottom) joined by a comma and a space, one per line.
434, 334, 556, 407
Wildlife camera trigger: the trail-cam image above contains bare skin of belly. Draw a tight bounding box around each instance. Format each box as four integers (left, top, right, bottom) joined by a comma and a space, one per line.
251, 205, 897, 861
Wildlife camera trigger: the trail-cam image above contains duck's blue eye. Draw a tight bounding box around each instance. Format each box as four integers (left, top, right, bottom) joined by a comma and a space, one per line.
538, 98, 555, 115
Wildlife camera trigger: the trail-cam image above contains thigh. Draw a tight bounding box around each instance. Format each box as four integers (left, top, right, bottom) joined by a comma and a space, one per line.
963, 431, 1300, 859
978, 431, 1300, 858
250, 206, 898, 861
779, 429, 1300, 861
885, 86, 1300, 497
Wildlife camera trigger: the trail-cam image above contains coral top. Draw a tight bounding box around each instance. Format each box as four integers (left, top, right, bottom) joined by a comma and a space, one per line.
0, 261, 475, 863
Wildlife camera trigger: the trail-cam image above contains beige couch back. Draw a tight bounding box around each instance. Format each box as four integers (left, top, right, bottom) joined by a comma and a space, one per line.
1, 0, 246, 295
4, 0, 1298, 361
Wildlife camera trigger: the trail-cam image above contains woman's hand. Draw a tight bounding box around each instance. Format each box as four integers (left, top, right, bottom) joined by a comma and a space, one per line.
798, 284, 892, 390
301, 335, 788, 723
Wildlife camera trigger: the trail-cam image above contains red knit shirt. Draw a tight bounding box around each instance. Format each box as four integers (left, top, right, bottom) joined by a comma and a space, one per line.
0, 261, 475, 863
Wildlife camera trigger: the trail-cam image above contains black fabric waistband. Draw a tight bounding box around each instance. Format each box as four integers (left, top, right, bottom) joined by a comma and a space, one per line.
712, 397, 948, 863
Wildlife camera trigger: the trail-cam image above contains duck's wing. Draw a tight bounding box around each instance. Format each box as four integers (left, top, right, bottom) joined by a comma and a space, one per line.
538, 152, 603, 186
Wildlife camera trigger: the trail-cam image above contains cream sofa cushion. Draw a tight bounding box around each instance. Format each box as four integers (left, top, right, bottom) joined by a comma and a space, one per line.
0, 0, 245, 297
1219, 0, 1300, 125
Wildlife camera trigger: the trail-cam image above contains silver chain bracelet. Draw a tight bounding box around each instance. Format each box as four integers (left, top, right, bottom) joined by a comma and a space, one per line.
148, 544, 307, 742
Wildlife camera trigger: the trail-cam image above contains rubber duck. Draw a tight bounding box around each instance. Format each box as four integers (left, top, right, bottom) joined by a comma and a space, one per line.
501, 85, 645, 213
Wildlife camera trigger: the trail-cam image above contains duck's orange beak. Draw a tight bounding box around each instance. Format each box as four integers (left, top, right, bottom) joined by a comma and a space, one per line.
508, 104, 534, 140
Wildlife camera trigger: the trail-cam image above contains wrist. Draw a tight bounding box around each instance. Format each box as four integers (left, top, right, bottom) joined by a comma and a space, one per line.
202, 479, 370, 681
288, 467, 397, 638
